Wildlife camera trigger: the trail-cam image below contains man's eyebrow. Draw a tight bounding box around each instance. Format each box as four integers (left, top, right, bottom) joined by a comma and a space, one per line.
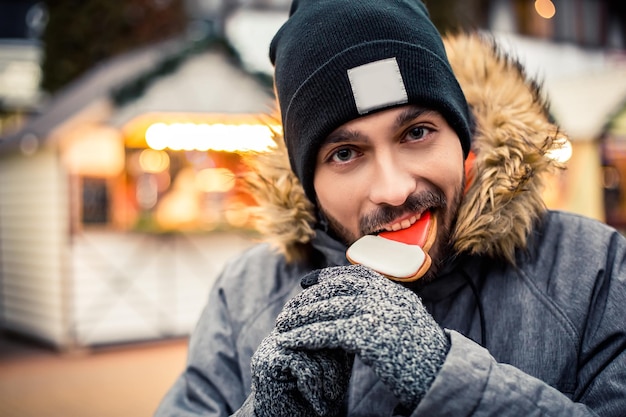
395, 106, 436, 128
323, 127, 365, 145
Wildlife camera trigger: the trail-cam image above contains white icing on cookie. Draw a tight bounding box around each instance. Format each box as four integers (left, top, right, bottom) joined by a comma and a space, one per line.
346, 235, 427, 279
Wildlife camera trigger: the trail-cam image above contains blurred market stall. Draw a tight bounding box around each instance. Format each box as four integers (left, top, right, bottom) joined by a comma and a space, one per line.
0, 34, 275, 349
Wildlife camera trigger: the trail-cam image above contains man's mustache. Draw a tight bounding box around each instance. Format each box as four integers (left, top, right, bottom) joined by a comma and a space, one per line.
359, 190, 447, 235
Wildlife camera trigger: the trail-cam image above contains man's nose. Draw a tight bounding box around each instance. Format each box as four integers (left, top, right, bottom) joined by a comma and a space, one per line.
368, 156, 416, 206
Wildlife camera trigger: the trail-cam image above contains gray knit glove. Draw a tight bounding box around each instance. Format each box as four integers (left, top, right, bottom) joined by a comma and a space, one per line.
250, 329, 352, 417
275, 264, 450, 409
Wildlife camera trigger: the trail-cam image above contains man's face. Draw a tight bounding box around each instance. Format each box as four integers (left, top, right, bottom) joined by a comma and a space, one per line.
314, 105, 465, 279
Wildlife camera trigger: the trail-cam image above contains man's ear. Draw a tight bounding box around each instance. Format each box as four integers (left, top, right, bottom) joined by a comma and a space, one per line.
463, 150, 476, 195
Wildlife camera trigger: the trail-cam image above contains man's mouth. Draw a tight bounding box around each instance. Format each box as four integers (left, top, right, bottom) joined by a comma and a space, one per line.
380, 213, 422, 232
347, 209, 438, 282
378, 210, 434, 247
372, 210, 430, 235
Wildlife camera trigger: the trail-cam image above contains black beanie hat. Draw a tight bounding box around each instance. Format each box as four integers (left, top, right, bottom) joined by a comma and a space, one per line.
269, 0, 472, 204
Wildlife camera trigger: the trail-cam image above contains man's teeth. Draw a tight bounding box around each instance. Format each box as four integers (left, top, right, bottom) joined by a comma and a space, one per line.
386, 215, 418, 232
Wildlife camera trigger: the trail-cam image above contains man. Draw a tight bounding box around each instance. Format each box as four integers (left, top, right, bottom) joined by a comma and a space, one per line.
155, 0, 626, 416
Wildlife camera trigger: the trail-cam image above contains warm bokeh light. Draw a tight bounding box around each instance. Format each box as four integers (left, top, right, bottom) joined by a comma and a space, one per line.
546, 137, 573, 164
224, 202, 250, 228
155, 191, 200, 229
64, 125, 125, 176
195, 168, 235, 193
535, 0, 556, 19
139, 149, 170, 173
145, 122, 277, 153
155, 168, 200, 229
136, 174, 158, 209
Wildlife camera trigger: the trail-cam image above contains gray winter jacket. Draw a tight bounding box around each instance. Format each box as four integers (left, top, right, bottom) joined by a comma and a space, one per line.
155, 34, 626, 416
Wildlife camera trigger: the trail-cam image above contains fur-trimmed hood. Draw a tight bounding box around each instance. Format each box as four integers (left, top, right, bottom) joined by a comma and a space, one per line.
243, 32, 565, 264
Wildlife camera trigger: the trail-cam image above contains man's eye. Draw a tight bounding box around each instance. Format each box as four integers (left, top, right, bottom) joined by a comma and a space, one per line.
407, 126, 429, 141
331, 148, 356, 163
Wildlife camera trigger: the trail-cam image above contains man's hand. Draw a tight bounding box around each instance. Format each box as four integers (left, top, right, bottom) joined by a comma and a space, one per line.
275, 265, 450, 409
250, 329, 351, 417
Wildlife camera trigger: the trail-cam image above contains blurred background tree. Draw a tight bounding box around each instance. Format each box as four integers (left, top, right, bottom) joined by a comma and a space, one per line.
41, 0, 187, 93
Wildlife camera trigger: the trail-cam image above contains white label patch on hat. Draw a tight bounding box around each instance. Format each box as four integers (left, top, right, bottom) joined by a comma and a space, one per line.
347, 58, 408, 115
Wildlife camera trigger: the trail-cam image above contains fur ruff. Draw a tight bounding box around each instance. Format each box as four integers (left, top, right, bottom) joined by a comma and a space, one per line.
242, 32, 565, 264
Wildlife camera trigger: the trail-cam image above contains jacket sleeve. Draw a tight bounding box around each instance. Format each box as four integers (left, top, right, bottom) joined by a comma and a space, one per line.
154, 277, 254, 417
409, 331, 601, 416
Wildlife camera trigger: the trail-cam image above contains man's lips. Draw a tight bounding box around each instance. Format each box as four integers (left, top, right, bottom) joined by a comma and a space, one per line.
378, 211, 433, 247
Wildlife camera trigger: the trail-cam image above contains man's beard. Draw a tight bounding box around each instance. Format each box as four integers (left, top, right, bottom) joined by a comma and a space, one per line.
319, 183, 464, 285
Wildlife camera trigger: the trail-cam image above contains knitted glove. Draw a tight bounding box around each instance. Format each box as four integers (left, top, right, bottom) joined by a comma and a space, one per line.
250, 329, 352, 417
275, 264, 450, 409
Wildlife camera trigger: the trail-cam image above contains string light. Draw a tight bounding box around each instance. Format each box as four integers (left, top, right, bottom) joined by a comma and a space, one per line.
145, 122, 277, 153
